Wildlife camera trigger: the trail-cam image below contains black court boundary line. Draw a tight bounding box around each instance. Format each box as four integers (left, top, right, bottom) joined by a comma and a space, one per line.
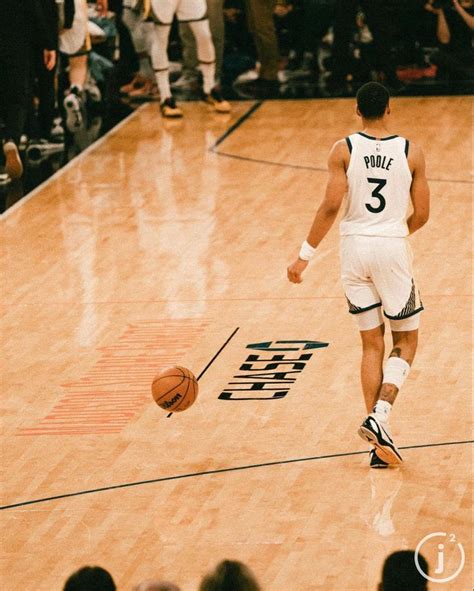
210, 102, 473, 184
166, 326, 240, 417
210, 101, 263, 150
1, 439, 471, 511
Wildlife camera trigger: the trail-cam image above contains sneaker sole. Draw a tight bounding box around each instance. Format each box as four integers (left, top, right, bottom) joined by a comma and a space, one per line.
210, 103, 231, 113
358, 426, 403, 465
370, 462, 389, 469
161, 110, 183, 118
370, 452, 389, 469
64, 100, 83, 131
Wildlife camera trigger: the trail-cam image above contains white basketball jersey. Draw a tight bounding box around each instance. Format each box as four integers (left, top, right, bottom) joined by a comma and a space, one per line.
339, 132, 412, 237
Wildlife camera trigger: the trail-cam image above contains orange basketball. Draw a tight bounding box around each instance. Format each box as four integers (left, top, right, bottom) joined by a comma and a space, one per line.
151, 366, 198, 412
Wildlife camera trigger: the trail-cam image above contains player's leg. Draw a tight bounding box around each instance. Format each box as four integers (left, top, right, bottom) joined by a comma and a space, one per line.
358, 238, 423, 465
340, 236, 388, 468
360, 322, 385, 414
149, 0, 183, 116
359, 322, 419, 465
150, 24, 183, 117
188, 20, 230, 112
357, 310, 389, 469
377, 326, 418, 409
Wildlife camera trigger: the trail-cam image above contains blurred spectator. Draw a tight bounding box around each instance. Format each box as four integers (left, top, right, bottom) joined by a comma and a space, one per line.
27, 0, 60, 144
199, 560, 261, 591
281, 0, 336, 81
425, 0, 474, 85
147, 0, 231, 117
120, 0, 158, 99
238, 0, 281, 97
327, 1, 405, 93
63, 565, 116, 591
0, 0, 56, 179
378, 550, 428, 591
133, 580, 181, 591
59, 0, 108, 132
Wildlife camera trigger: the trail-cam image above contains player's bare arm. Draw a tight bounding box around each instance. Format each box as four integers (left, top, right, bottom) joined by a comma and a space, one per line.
407, 143, 430, 235
287, 140, 348, 284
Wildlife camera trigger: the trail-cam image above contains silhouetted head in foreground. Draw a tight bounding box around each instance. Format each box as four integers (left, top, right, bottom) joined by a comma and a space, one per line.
64, 566, 116, 591
199, 560, 261, 591
379, 550, 429, 591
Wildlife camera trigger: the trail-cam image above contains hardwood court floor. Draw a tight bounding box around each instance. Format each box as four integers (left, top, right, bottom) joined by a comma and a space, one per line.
1, 98, 472, 590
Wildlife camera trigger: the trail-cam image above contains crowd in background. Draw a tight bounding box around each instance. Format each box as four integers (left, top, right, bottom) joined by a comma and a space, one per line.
0, 0, 473, 183
62, 551, 430, 590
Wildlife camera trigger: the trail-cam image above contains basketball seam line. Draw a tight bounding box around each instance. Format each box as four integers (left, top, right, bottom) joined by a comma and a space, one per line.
153, 375, 187, 403
173, 372, 192, 412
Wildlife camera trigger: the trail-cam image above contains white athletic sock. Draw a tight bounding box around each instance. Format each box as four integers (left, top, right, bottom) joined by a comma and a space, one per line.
372, 400, 392, 423
150, 25, 172, 100
200, 62, 216, 94
156, 70, 171, 100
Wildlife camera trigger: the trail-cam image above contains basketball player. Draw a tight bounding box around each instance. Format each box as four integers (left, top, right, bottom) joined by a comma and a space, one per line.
142, 0, 230, 117
287, 82, 430, 468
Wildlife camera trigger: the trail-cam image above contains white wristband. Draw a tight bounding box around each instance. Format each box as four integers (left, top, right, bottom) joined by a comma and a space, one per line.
299, 240, 316, 261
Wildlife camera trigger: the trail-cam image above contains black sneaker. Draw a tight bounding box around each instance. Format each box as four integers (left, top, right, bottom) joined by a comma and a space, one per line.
160, 96, 183, 118
369, 449, 389, 469
358, 415, 403, 465
203, 87, 231, 113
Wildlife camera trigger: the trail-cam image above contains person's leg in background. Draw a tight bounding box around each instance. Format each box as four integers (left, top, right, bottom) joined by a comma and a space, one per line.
0, 58, 28, 178
0, 0, 31, 179
176, 0, 225, 88
150, 22, 185, 117
239, 0, 280, 97
34, 46, 58, 141
63, 52, 89, 131
121, 4, 157, 97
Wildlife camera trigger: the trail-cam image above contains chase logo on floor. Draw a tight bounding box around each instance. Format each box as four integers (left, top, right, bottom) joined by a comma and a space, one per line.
219, 340, 329, 401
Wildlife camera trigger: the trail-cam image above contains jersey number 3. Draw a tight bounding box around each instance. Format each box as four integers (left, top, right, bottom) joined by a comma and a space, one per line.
366, 177, 387, 213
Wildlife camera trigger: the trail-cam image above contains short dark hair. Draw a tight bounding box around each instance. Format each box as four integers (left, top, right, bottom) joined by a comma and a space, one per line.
356, 82, 390, 119
381, 551, 428, 591
64, 566, 116, 591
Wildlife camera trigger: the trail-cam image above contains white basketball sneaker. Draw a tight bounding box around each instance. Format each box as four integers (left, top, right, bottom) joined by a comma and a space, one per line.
358, 415, 403, 464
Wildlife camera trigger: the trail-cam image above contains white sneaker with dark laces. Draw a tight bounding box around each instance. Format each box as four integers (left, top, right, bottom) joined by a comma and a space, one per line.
358, 415, 403, 465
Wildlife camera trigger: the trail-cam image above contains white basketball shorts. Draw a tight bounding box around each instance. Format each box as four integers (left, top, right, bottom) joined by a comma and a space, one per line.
340, 235, 423, 329
150, 0, 207, 24
59, 0, 90, 56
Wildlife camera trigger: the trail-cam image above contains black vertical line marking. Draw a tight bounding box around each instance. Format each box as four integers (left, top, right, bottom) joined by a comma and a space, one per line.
166, 327, 240, 417
210, 101, 263, 150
